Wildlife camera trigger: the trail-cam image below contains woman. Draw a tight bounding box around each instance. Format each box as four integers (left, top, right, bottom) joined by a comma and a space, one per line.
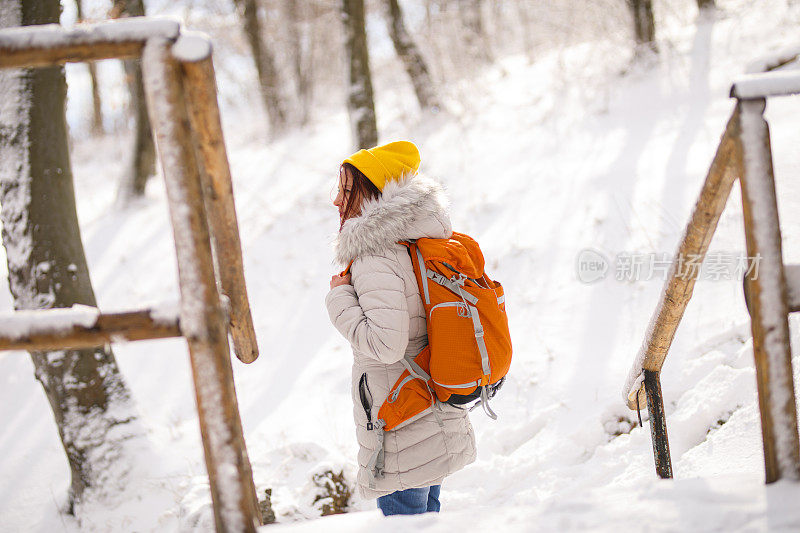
326, 141, 476, 516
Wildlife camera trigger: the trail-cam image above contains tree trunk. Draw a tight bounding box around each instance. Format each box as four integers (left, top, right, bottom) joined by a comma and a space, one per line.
384, 0, 440, 112
515, 0, 535, 61
0, 0, 141, 512
111, 0, 156, 202
628, 0, 658, 54
459, 0, 492, 63
235, 0, 288, 137
75, 0, 104, 135
342, 0, 378, 149
283, 0, 314, 124
697, 0, 715, 10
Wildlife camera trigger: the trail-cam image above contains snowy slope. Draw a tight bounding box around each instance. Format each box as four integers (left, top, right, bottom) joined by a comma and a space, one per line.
2, 1, 800, 531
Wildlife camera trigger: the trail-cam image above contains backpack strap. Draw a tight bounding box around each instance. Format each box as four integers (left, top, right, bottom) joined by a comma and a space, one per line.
426, 270, 478, 306
340, 260, 354, 277
366, 419, 386, 486
464, 304, 496, 420
469, 386, 499, 420
479, 385, 498, 420
401, 354, 431, 382
416, 247, 431, 305
399, 240, 432, 305
467, 304, 491, 377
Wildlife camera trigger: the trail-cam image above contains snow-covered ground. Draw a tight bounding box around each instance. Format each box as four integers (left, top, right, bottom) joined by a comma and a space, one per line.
2, 0, 800, 531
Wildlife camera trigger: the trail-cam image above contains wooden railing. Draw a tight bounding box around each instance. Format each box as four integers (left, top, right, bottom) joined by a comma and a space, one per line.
0, 19, 261, 532
623, 58, 800, 483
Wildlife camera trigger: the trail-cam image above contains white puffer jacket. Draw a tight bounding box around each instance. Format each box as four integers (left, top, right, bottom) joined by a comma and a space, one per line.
325, 174, 477, 499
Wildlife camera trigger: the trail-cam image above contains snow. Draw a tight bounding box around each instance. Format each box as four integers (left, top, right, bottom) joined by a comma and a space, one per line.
149, 299, 181, 325
745, 44, 800, 74
0, 2, 21, 32
731, 70, 800, 99
260, 476, 800, 532
625, 363, 647, 405
0, 3, 34, 308
171, 31, 212, 63
0, 17, 180, 51
0, 304, 99, 339
2, 0, 800, 531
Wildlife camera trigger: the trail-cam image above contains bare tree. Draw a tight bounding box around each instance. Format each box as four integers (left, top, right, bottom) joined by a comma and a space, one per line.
627, 0, 658, 54
283, 0, 315, 124
235, 0, 289, 136
111, 0, 156, 201
75, 0, 104, 135
384, 0, 441, 112
342, 0, 378, 148
514, 0, 536, 60
459, 0, 492, 63
0, 0, 141, 511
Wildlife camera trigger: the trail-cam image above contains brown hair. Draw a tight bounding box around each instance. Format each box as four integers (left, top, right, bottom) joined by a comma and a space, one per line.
339, 162, 382, 230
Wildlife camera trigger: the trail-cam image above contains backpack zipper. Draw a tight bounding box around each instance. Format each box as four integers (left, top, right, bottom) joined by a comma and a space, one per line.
432, 378, 481, 389
388, 374, 416, 403
429, 301, 470, 318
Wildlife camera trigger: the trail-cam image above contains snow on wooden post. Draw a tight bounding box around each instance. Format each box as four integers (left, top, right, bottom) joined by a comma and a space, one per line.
735, 97, 800, 483
730, 70, 800, 99
0, 17, 179, 68
785, 265, 800, 313
745, 265, 800, 315
644, 370, 673, 479
172, 32, 260, 365
623, 109, 741, 410
141, 37, 260, 532
0, 306, 180, 351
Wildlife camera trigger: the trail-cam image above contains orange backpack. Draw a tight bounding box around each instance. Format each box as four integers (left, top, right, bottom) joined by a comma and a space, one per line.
350, 232, 512, 482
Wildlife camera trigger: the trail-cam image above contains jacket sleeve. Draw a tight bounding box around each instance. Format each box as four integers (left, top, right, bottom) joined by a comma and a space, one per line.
325, 253, 409, 364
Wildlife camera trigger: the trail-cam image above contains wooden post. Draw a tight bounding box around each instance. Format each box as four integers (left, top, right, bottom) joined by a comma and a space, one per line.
141, 38, 260, 532
625, 109, 740, 410
644, 370, 673, 479
172, 33, 260, 364
735, 98, 800, 483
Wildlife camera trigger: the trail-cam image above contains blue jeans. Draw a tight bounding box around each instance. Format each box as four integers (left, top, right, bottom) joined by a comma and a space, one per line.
377, 485, 441, 516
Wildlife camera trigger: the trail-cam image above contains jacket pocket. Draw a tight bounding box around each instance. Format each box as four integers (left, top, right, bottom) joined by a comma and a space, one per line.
358, 372, 374, 430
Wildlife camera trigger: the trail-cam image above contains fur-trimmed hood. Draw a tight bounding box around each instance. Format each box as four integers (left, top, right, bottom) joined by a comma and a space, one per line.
334, 174, 452, 265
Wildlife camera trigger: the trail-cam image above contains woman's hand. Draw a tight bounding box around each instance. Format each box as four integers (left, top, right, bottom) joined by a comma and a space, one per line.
330, 273, 352, 290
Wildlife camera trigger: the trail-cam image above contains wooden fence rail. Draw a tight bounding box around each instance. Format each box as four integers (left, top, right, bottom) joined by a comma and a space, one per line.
0, 19, 262, 532
623, 61, 800, 484
0, 307, 180, 351
0, 18, 179, 68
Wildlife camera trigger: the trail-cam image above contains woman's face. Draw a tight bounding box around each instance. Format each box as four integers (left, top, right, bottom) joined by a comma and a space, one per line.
334, 166, 354, 221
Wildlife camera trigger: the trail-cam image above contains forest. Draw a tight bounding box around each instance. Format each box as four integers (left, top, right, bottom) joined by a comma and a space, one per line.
1, 0, 800, 531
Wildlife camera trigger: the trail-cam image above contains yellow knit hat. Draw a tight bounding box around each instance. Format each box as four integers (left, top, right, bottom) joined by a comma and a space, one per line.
343, 141, 421, 191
